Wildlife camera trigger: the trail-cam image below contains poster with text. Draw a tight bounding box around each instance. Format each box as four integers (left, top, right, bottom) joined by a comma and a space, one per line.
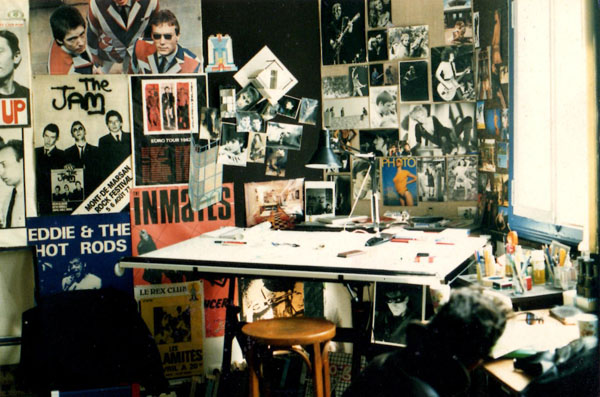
30, 74, 132, 216
0, 0, 30, 127
130, 75, 207, 186
130, 182, 235, 285
139, 280, 204, 378
381, 156, 418, 207
27, 212, 133, 298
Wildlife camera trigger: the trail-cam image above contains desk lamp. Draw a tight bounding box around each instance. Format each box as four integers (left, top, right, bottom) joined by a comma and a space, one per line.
307, 130, 382, 233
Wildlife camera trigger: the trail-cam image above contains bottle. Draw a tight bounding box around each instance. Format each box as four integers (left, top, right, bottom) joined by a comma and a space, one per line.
532, 250, 546, 285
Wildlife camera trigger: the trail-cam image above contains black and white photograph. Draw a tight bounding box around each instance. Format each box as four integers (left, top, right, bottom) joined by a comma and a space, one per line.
359, 129, 398, 157
367, 0, 392, 29
265, 147, 288, 177
382, 62, 398, 85
367, 29, 388, 62
323, 97, 370, 130
266, 122, 303, 151
352, 157, 379, 200
431, 45, 475, 102
369, 63, 385, 87
369, 86, 398, 128
473, 11, 480, 48
443, 0, 473, 45
388, 25, 429, 61
276, 96, 301, 119
399, 60, 429, 102
298, 98, 319, 125
457, 206, 476, 220
326, 173, 351, 216
247, 132, 266, 163
0, 129, 25, 228
199, 107, 220, 141
320, 0, 366, 65
447, 155, 478, 201
349, 65, 369, 97
236, 83, 263, 111
372, 283, 424, 346
417, 157, 446, 202
400, 102, 476, 156
236, 111, 256, 132
217, 122, 248, 167
305, 181, 335, 221
322, 75, 351, 99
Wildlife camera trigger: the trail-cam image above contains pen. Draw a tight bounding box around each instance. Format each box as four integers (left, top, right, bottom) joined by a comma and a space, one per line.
436, 241, 455, 246
214, 240, 246, 245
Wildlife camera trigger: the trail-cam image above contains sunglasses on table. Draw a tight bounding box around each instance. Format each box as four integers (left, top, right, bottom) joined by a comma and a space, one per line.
152, 33, 174, 40
523, 312, 544, 325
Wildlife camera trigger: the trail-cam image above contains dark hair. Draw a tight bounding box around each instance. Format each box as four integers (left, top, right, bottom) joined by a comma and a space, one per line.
352, 159, 371, 178
427, 287, 506, 367
70, 120, 84, 134
376, 90, 393, 105
149, 9, 180, 35
105, 110, 123, 124
0, 139, 23, 162
440, 47, 456, 61
0, 30, 20, 58
43, 123, 60, 139
50, 5, 85, 42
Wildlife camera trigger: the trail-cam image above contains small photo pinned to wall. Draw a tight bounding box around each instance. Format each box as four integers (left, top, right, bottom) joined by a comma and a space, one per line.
500, 108, 509, 141
199, 107, 220, 141
323, 97, 370, 130
473, 11, 480, 48
265, 147, 288, 177
372, 283, 425, 347
236, 111, 258, 132
447, 155, 478, 201
349, 65, 369, 97
219, 86, 237, 118
359, 129, 399, 156
369, 63, 385, 87
298, 98, 319, 125
236, 84, 263, 111
476, 47, 492, 100
367, 29, 389, 62
382, 62, 398, 85
484, 107, 502, 138
247, 132, 266, 163
388, 25, 429, 61
369, 86, 398, 128
431, 45, 475, 102
323, 75, 352, 99
276, 96, 301, 119
266, 122, 303, 151
352, 157, 379, 201
326, 173, 352, 216
443, 0, 473, 45
476, 101, 486, 130
496, 141, 509, 171
494, 173, 509, 207
417, 157, 446, 202
367, 0, 392, 29
479, 138, 496, 172
217, 122, 248, 167
399, 60, 429, 102
305, 181, 335, 222
458, 206, 477, 220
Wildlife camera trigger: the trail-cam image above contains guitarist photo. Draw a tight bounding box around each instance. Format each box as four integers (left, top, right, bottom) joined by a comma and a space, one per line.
322, 1, 365, 65
434, 47, 474, 101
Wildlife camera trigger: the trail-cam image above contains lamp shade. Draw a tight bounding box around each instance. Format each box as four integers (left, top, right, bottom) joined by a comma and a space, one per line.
306, 130, 342, 169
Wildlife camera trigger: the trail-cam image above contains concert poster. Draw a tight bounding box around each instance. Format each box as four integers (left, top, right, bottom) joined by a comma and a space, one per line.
30, 75, 132, 216
130, 75, 207, 187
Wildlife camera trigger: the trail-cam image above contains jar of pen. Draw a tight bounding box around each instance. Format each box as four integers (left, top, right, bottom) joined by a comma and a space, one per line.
543, 240, 577, 291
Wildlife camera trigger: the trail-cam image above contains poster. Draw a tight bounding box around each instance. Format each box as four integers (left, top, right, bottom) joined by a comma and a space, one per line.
372, 283, 424, 346
139, 280, 205, 378
27, 212, 133, 298
0, 0, 30, 127
30, 74, 132, 216
381, 156, 418, 207
130, 74, 207, 186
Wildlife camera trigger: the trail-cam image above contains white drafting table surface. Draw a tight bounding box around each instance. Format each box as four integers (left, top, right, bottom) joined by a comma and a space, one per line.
120, 228, 486, 285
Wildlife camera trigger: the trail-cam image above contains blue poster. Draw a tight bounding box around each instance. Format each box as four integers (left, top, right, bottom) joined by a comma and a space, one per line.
27, 213, 133, 298
381, 157, 418, 206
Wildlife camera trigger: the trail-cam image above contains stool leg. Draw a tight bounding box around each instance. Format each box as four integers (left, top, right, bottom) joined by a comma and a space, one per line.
322, 341, 332, 397
247, 346, 260, 397
311, 342, 324, 397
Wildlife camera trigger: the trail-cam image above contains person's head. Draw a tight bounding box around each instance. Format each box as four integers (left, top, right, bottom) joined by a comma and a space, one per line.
0, 140, 23, 187
55, 186, 60, 193
332, 3, 342, 20
400, 31, 410, 47
237, 86, 259, 109
371, 0, 383, 11
75, 180, 81, 189
67, 257, 85, 278
385, 289, 410, 317
426, 287, 507, 369
64, 184, 70, 192
252, 117, 262, 131
42, 123, 60, 149
240, 115, 251, 127
455, 20, 466, 33
112, 0, 129, 6
105, 110, 123, 133
441, 47, 456, 62
0, 30, 21, 82
149, 9, 180, 57
164, 85, 170, 93
376, 90, 395, 115
140, 229, 151, 241
50, 6, 87, 55
409, 105, 428, 123
70, 121, 86, 141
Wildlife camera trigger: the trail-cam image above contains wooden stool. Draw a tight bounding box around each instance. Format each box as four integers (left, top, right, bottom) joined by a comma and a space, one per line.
242, 317, 336, 397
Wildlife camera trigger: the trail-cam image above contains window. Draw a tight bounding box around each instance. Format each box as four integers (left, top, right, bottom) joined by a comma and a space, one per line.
510, 0, 596, 247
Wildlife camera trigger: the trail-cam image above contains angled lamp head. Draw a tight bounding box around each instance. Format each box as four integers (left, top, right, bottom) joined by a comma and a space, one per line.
306, 130, 342, 169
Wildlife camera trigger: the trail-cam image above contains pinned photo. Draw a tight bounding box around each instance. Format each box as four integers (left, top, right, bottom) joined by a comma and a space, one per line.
247, 132, 266, 163
349, 65, 369, 97
265, 147, 288, 177
305, 181, 335, 221
217, 122, 248, 167
399, 60, 429, 102
323, 97, 370, 130
266, 122, 302, 151
276, 96, 301, 119
236, 84, 262, 111
447, 155, 478, 201
298, 98, 319, 125
432, 45, 475, 102
369, 86, 398, 128
388, 25, 429, 60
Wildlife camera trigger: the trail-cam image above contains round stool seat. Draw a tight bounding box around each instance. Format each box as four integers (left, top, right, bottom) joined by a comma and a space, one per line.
242, 317, 336, 346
